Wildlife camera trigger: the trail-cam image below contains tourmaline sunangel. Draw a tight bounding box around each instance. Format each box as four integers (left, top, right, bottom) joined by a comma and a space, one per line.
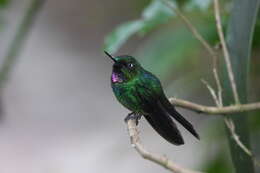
105, 51, 199, 145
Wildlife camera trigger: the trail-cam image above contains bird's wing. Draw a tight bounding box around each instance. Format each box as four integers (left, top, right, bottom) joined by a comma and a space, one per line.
138, 71, 199, 140
135, 73, 184, 145
134, 72, 163, 112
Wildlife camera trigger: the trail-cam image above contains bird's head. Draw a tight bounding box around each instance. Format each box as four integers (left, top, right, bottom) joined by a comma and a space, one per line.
105, 51, 142, 83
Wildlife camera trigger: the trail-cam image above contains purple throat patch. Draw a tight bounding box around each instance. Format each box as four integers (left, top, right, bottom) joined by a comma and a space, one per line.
111, 72, 123, 83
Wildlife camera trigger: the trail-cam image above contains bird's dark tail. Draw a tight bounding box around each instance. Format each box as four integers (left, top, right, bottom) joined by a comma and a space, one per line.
144, 110, 184, 145
169, 108, 200, 139
160, 96, 200, 140
134, 88, 186, 145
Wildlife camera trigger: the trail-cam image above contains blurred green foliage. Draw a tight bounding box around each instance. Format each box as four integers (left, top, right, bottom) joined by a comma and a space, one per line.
250, 57, 260, 133
249, 111, 260, 131
104, 0, 174, 53
104, 0, 216, 54
0, 0, 9, 7
136, 15, 218, 80
203, 153, 233, 173
0, 0, 10, 28
252, 20, 260, 48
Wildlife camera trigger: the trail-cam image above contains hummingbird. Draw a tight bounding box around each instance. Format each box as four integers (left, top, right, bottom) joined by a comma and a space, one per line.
105, 51, 199, 145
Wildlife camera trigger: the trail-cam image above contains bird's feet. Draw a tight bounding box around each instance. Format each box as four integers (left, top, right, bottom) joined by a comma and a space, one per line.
124, 112, 142, 125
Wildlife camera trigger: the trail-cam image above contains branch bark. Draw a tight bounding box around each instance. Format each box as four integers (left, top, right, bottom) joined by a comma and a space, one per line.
169, 98, 260, 115
126, 119, 203, 173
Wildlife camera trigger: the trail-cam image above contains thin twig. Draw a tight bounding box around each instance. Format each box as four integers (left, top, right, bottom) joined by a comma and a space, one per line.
169, 98, 260, 115
201, 79, 219, 106
202, 72, 256, 164
213, 68, 223, 106
126, 119, 203, 173
162, 0, 223, 106
223, 118, 260, 167
213, 0, 240, 104
224, 118, 252, 156
202, 72, 255, 167
201, 79, 252, 164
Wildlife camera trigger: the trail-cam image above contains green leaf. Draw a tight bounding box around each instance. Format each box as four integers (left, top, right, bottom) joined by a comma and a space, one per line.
104, 0, 175, 53
249, 111, 260, 131
142, 0, 174, 20
252, 20, 260, 48
104, 20, 144, 54
203, 152, 233, 173
221, 0, 260, 172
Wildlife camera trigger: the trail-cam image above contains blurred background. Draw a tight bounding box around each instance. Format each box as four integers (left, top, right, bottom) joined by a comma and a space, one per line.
0, 0, 259, 172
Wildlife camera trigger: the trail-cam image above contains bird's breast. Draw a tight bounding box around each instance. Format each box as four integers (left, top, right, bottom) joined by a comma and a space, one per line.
112, 81, 145, 113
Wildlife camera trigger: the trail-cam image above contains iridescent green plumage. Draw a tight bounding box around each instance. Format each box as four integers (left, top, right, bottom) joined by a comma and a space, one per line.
112, 70, 162, 114
106, 52, 199, 145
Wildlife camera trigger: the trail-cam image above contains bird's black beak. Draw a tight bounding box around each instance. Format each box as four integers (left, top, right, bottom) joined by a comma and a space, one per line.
104, 51, 116, 63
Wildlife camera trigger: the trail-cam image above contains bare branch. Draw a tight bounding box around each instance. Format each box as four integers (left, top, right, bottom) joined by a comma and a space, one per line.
169, 98, 260, 115
213, 0, 240, 104
213, 68, 223, 107
202, 77, 257, 165
201, 79, 220, 106
126, 119, 203, 173
224, 118, 260, 167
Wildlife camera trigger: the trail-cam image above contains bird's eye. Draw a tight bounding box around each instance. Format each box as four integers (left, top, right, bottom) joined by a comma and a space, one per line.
128, 63, 134, 68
